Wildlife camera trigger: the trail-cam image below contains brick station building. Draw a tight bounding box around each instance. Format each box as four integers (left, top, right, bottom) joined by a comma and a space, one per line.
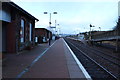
1, 2, 39, 53
35, 28, 52, 43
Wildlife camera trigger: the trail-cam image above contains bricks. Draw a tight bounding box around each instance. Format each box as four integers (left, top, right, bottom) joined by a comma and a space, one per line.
2, 2, 38, 53
35, 28, 52, 43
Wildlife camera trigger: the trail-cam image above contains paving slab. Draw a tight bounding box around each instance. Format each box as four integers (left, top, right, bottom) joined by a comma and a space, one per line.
2, 38, 91, 79
2, 41, 55, 78
20, 38, 90, 79
21, 39, 69, 78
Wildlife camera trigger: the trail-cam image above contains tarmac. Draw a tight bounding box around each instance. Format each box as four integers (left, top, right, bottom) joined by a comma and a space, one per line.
2, 38, 92, 79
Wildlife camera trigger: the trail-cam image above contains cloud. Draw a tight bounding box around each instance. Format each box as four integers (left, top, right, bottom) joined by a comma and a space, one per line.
12, 1, 118, 34
11, 0, 119, 2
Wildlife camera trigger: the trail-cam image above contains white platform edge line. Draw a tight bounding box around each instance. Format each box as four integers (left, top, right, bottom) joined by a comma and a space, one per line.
16, 40, 57, 78
62, 38, 92, 79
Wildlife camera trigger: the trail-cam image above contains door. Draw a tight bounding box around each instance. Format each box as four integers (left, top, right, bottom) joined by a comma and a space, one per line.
2, 21, 7, 53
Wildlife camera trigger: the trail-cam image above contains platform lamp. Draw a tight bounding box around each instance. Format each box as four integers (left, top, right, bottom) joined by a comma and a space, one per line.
44, 12, 57, 40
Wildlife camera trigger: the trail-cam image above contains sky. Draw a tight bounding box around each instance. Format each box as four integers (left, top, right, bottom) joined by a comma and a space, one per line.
10, 0, 119, 34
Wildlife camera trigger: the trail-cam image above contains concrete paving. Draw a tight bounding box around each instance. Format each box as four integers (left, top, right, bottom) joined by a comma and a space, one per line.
21, 39, 69, 78
0, 52, 2, 79
2, 42, 52, 78
2, 38, 90, 79
63, 39, 87, 78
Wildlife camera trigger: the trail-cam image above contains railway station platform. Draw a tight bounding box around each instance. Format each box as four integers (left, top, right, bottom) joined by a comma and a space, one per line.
3, 38, 91, 79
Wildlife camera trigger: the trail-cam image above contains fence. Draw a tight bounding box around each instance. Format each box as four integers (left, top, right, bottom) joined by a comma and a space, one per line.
91, 30, 120, 41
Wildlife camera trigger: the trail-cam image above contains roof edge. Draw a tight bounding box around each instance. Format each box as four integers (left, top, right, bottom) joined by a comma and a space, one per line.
7, 2, 39, 21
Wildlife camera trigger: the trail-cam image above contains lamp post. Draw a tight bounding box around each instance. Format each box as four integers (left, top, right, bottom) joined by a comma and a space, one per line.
44, 12, 57, 40
115, 21, 119, 52
55, 20, 58, 35
44, 12, 57, 28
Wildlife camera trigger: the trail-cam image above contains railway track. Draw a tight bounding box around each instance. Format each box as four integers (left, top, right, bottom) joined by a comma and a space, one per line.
69, 39, 120, 66
64, 38, 119, 80
68, 38, 120, 78
92, 43, 120, 59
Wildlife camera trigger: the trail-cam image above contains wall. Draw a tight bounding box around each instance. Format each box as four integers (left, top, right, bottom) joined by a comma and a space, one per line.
0, 21, 2, 53
0, 2, 2, 53
2, 21, 8, 52
1, 2, 36, 53
7, 21, 16, 53
0, 4, 11, 22
35, 28, 52, 43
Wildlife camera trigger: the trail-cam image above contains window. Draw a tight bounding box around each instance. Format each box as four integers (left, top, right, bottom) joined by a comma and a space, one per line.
29, 23, 32, 41
35, 37, 38, 42
20, 19, 25, 42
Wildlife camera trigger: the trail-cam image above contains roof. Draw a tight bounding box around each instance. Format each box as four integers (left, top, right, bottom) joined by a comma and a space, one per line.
35, 28, 52, 32
92, 31, 106, 35
92, 31, 115, 36
3, 2, 39, 21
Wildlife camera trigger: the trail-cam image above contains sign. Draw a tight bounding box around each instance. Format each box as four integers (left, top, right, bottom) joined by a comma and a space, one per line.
50, 26, 56, 28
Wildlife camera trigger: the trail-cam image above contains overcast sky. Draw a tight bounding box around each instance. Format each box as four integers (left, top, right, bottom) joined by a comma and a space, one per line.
11, 0, 119, 34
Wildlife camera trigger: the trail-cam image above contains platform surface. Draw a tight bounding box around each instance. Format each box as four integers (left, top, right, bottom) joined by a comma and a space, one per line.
3, 38, 91, 79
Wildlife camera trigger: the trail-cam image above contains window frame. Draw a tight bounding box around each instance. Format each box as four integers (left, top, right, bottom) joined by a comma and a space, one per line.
29, 22, 32, 41
20, 19, 25, 43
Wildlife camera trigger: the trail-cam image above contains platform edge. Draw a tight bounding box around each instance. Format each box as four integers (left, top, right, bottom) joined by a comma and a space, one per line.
63, 38, 92, 80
